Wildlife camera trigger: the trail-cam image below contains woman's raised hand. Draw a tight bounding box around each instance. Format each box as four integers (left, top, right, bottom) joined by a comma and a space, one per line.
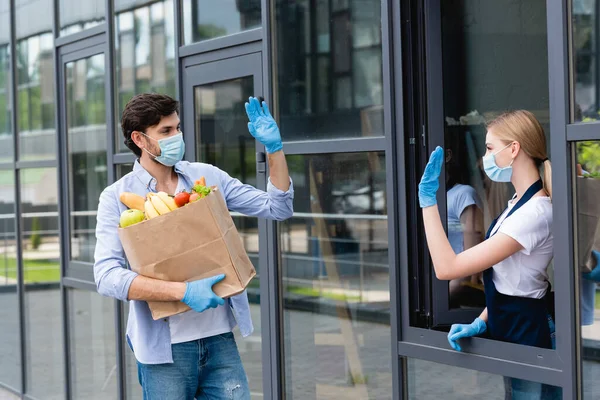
418, 146, 444, 208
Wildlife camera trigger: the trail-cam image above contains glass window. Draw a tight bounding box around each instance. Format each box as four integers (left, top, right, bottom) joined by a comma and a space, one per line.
0, 3, 11, 163
59, 0, 105, 36
182, 0, 261, 44
274, 0, 383, 140
115, 0, 177, 153
416, 1, 552, 328
573, 141, 600, 398
68, 289, 117, 399
406, 358, 561, 399
572, 0, 599, 122
194, 77, 263, 396
116, 163, 133, 180
0, 170, 20, 390
20, 168, 64, 398
16, 0, 56, 161
280, 152, 390, 399
65, 54, 107, 264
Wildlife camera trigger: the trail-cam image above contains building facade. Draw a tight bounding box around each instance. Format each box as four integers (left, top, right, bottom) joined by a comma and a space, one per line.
0, 0, 597, 399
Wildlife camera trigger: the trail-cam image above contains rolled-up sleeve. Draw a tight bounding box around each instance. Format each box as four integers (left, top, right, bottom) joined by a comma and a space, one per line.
93, 186, 138, 301
217, 167, 294, 220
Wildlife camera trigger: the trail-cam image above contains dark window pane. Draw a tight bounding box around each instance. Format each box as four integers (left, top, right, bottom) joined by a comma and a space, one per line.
20, 168, 64, 399
116, 163, 133, 179
69, 289, 117, 399
115, 0, 177, 153
194, 77, 263, 395
574, 141, 600, 398
274, 0, 384, 140
280, 152, 390, 399
573, 2, 598, 122
0, 170, 20, 390
59, 0, 105, 36
182, 0, 261, 44
437, 1, 550, 316
406, 358, 561, 399
66, 54, 107, 263
16, 0, 56, 161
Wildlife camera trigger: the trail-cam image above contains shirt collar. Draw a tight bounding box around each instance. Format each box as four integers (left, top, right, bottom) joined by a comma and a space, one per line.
133, 159, 186, 191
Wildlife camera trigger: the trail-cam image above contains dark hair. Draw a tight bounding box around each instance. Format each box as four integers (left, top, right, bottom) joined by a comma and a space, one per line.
445, 128, 471, 189
121, 93, 180, 157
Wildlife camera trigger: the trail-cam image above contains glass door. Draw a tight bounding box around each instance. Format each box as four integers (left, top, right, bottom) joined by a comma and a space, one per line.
182, 52, 268, 398
57, 35, 119, 399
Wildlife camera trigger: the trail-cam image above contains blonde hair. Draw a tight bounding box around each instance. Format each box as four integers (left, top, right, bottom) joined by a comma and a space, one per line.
486, 110, 552, 198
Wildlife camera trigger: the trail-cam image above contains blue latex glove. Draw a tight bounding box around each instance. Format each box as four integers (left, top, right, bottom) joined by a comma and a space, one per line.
181, 274, 226, 313
447, 317, 487, 352
583, 250, 600, 282
418, 146, 444, 208
245, 97, 283, 154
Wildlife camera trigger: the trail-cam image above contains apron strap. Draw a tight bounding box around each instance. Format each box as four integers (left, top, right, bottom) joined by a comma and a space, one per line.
485, 179, 544, 240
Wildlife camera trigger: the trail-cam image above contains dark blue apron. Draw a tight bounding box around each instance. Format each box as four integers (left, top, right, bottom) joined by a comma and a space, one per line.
483, 179, 553, 349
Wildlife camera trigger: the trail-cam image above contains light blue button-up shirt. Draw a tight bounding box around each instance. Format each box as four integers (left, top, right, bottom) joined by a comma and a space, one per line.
93, 160, 294, 364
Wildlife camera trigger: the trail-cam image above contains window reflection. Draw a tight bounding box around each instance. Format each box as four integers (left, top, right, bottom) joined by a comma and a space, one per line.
182, 0, 261, 44
0, 3, 11, 163
274, 0, 383, 140
407, 358, 561, 399
16, 0, 56, 161
0, 170, 20, 389
115, 0, 176, 153
59, 0, 105, 35
68, 289, 117, 399
573, 0, 600, 122
574, 141, 600, 399
280, 152, 390, 399
20, 168, 60, 283
20, 168, 64, 399
66, 54, 107, 263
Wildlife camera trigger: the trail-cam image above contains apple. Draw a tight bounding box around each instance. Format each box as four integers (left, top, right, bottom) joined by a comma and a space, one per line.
120, 209, 145, 228
174, 191, 190, 208
189, 193, 200, 203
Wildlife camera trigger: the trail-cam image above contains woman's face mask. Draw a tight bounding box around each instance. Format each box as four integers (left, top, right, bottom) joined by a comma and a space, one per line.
482, 142, 514, 182
141, 132, 185, 167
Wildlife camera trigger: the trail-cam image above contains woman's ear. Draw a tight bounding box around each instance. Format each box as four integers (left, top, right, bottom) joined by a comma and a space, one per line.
445, 149, 453, 164
511, 141, 521, 159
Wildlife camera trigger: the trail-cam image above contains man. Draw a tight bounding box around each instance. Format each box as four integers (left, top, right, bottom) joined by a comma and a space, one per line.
93, 93, 293, 399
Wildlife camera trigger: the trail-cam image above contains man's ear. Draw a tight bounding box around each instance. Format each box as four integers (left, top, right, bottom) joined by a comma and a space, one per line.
131, 131, 145, 149
445, 149, 452, 164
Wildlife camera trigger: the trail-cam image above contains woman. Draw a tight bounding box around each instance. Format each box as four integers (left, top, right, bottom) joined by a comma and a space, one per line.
418, 110, 558, 398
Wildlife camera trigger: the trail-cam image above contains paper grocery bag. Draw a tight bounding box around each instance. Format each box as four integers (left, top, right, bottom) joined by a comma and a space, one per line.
576, 176, 600, 274
118, 188, 256, 320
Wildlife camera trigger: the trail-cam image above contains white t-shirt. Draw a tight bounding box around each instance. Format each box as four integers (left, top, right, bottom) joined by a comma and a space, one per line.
489, 196, 553, 299
447, 184, 482, 254
169, 303, 237, 344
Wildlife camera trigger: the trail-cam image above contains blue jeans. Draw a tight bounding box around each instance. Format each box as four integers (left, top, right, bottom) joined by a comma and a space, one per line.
136, 332, 250, 400
507, 315, 561, 399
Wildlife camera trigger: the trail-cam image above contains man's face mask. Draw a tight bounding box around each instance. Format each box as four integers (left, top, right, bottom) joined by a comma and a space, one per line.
141, 132, 185, 167
482, 142, 514, 183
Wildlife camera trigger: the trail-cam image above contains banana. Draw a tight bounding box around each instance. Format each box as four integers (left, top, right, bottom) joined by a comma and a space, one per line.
144, 199, 159, 219
156, 192, 178, 211
150, 194, 172, 215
